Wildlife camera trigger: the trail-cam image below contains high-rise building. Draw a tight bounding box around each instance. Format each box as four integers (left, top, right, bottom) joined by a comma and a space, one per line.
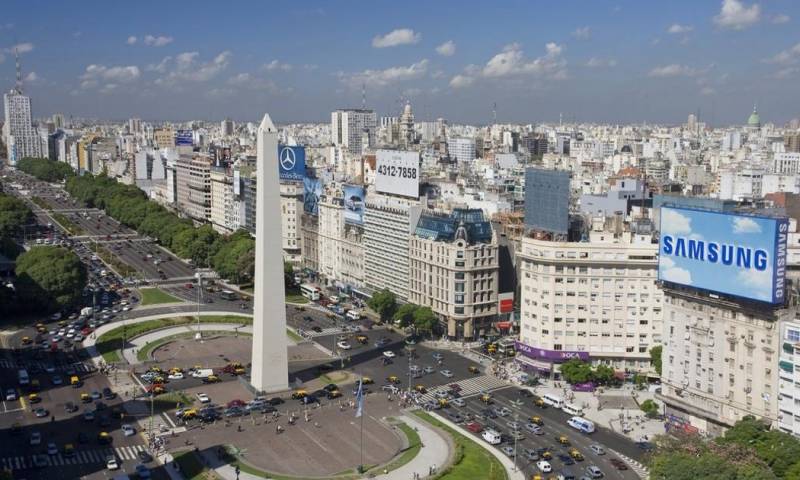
175, 154, 213, 223
3, 52, 42, 165
447, 137, 476, 163
128, 118, 142, 135
153, 128, 175, 148
331, 109, 376, 156
280, 182, 303, 264
408, 208, 499, 339
786, 131, 800, 153
221, 118, 234, 137
399, 102, 415, 147
210, 168, 236, 234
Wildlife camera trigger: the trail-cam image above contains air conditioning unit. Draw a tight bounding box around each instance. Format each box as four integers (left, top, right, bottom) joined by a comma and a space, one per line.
745, 386, 752, 393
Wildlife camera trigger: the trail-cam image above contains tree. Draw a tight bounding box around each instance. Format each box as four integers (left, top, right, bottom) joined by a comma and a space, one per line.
559, 358, 594, 384
17, 157, 75, 182
413, 306, 437, 335
367, 288, 397, 323
640, 399, 660, 418
14, 246, 87, 312
650, 345, 663, 376
0, 192, 33, 238
392, 304, 416, 328
593, 364, 616, 385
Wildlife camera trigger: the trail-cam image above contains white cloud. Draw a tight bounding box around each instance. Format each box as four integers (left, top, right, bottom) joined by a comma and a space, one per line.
662, 266, 692, 285
765, 43, 800, 65
79, 64, 140, 90
449, 74, 474, 88
482, 42, 566, 79
126, 36, 137, 45
667, 24, 693, 34
152, 51, 231, 86
661, 209, 692, 235
772, 14, 790, 24
648, 64, 698, 77
585, 57, 617, 68
144, 35, 174, 47
436, 40, 456, 56
263, 60, 292, 71
24, 72, 39, 82
5, 42, 34, 54
713, 0, 761, 30
572, 27, 591, 39
339, 59, 429, 88
772, 67, 799, 79
700, 86, 716, 95
732, 217, 762, 234
227, 73, 280, 92
372, 28, 421, 48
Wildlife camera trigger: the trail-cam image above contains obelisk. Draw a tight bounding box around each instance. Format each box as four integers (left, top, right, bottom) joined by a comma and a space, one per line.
250, 113, 289, 393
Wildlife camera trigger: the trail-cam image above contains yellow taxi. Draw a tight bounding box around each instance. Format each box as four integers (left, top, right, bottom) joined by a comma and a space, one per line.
568, 448, 584, 461
386, 375, 400, 384
480, 393, 492, 404
97, 431, 112, 444
58, 320, 67, 328
468, 366, 480, 374
168, 367, 183, 375
556, 435, 570, 446
362, 377, 374, 385
437, 398, 449, 408
148, 366, 163, 374
355, 335, 368, 344
533, 396, 546, 408
28, 393, 41, 403
21, 336, 32, 345
80, 392, 91, 403
531, 475, 543, 480
71, 376, 81, 388
179, 409, 197, 420
204, 375, 221, 383
414, 385, 427, 393
291, 390, 307, 400
327, 390, 342, 399
540, 450, 552, 460
35, 323, 46, 333
530, 415, 543, 425
63, 444, 76, 457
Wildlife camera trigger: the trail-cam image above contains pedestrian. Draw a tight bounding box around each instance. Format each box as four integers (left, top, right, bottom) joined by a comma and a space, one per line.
429, 466, 433, 475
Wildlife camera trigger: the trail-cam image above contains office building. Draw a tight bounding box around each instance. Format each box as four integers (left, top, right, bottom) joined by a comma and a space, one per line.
153, 128, 175, 148
777, 319, 800, 436
175, 154, 213, 223
221, 118, 234, 137
331, 109, 376, 156
447, 137, 476, 163
786, 131, 800, 153
210, 168, 237, 234
280, 182, 303, 264
316, 184, 365, 291
409, 208, 499, 339
3, 82, 41, 165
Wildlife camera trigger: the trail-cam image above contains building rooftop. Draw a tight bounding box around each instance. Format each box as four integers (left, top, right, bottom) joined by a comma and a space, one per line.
414, 208, 492, 244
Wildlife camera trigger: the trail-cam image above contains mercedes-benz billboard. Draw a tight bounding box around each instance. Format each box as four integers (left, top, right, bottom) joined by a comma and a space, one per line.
658, 206, 789, 304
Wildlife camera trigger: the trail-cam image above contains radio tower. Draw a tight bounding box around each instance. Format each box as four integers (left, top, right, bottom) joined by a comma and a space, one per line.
14, 47, 23, 94
361, 83, 366, 109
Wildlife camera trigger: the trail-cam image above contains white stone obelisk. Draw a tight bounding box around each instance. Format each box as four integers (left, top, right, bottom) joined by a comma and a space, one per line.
250, 113, 289, 393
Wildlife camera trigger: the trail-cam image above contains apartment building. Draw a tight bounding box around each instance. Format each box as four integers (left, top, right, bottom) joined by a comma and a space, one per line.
408, 208, 499, 339
516, 226, 663, 376
301, 213, 320, 274
176, 154, 213, 223
777, 319, 800, 436
331, 109, 376, 156
210, 168, 236, 234
281, 182, 303, 264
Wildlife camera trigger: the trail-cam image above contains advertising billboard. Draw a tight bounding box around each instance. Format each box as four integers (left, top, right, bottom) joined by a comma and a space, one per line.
523, 168, 570, 234
498, 292, 514, 314
375, 149, 420, 198
176, 129, 193, 146
343, 184, 365, 225
278, 145, 306, 182
658, 206, 789, 304
303, 177, 322, 215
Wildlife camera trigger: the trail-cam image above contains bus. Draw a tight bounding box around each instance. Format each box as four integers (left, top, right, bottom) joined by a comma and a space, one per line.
300, 284, 321, 301
497, 338, 516, 356
219, 290, 237, 301
567, 416, 595, 433
562, 403, 584, 416
542, 393, 564, 409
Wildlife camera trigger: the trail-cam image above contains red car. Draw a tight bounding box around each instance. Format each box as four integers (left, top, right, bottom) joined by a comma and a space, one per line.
466, 421, 483, 434
185, 283, 194, 289
449, 384, 462, 392
610, 458, 629, 470
226, 399, 246, 408
81, 327, 93, 336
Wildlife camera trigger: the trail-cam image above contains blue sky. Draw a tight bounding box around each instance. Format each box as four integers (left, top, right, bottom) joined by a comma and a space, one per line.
1, 0, 798, 124
659, 208, 779, 302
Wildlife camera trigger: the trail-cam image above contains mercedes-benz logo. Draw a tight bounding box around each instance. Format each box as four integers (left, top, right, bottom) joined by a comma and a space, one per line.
280, 147, 296, 171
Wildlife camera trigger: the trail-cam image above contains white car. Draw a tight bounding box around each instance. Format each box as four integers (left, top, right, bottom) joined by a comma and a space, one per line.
47, 442, 58, 455
440, 370, 454, 378
196, 393, 210, 403
167, 372, 184, 380
537, 460, 552, 473
382, 350, 396, 358
337, 341, 351, 350
30, 431, 42, 446
121, 424, 136, 436
106, 456, 119, 470
5, 388, 17, 401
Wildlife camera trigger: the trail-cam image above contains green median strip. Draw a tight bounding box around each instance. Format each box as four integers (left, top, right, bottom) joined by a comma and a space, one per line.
412, 410, 508, 480
172, 450, 222, 480
139, 287, 182, 306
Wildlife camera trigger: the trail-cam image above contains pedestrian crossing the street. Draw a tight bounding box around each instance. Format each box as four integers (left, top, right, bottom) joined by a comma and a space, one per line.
0, 359, 95, 374
0, 444, 148, 471
416, 375, 509, 404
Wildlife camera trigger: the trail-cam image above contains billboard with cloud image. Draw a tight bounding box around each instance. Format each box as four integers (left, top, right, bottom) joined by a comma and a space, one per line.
658, 206, 788, 304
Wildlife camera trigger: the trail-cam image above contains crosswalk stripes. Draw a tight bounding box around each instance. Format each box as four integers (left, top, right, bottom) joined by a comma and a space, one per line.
0, 444, 147, 470
610, 449, 650, 479
416, 374, 509, 403
304, 327, 345, 338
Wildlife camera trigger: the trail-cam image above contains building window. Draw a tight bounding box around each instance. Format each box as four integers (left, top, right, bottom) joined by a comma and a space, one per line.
455, 294, 464, 304
455, 307, 464, 314
553, 344, 562, 351
788, 329, 800, 343
455, 272, 465, 280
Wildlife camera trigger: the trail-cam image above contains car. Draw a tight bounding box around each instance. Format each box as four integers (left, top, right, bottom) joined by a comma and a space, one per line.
34, 407, 49, 418
522, 448, 539, 462
337, 341, 351, 350
609, 459, 628, 471
374, 338, 390, 347
383, 350, 396, 358
446, 411, 464, 423
466, 421, 483, 433
122, 424, 136, 436
589, 444, 605, 455
501, 446, 516, 457
482, 408, 498, 419
268, 397, 284, 405
509, 430, 525, 441
311, 326, 323, 333
135, 464, 152, 478
381, 384, 400, 394
440, 369, 454, 378
507, 421, 520, 430
83, 410, 95, 421
537, 460, 553, 473
586, 465, 604, 478
95, 401, 108, 411
30, 431, 42, 445
495, 407, 512, 417
106, 456, 119, 470
91, 390, 101, 400
557, 453, 575, 465
636, 441, 655, 452
64, 401, 78, 413
224, 407, 244, 417
46, 442, 59, 455
451, 398, 466, 407
433, 352, 444, 361
102, 387, 116, 399
196, 393, 211, 403
138, 450, 154, 463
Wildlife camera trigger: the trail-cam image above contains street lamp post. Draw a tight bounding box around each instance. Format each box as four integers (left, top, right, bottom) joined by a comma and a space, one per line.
195, 272, 202, 341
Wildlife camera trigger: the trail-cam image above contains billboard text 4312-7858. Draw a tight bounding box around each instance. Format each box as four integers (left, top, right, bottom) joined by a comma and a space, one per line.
374, 150, 419, 198
658, 206, 788, 304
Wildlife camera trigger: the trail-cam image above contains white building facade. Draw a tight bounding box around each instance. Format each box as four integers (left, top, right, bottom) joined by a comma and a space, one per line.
3, 90, 41, 165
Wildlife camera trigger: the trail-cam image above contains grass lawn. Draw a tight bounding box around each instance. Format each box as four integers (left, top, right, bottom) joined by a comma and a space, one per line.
96, 314, 251, 363
172, 450, 221, 480
413, 411, 508, 480
51, 212, 84, 236
381, 421, 422, 472
139, 287, 182, 306
285, 287, 309, 304
286, 328, 303, 342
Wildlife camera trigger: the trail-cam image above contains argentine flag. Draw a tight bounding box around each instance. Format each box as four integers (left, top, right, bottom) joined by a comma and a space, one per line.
355, 379, 364, 418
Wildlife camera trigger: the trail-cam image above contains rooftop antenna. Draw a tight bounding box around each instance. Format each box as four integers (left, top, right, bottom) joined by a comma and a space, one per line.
14, 47, 23, 94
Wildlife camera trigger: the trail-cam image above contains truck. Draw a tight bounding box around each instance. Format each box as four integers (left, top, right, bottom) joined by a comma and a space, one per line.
191, 368, 214, 379
81, 307, 93, 317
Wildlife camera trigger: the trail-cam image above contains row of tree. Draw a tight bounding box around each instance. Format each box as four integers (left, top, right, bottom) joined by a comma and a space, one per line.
649, 416, 800, 479
64, 173, 254, 283
559, 358, 617, 385
0, 189, 33, 259
366, 288, 438, 336
17, 157, 75, 183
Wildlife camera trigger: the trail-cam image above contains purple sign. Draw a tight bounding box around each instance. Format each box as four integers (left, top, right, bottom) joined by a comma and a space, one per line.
571, 382, 596, 392
514, 341, 590, 362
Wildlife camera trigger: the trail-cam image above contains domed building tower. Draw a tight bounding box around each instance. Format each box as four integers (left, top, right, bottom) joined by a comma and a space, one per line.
399, 101, 415, 147
747, 104, 761, 130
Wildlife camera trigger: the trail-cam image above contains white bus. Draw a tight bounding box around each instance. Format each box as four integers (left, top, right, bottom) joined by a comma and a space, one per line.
18, 369, 29, 386
562, 403, 584, 416
482, 428, 502, 445
300, 284, 321, 301
542, 393, 564, 409
567, 416, 595, 434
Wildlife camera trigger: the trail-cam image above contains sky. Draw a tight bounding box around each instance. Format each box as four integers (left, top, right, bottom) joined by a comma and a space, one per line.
1, 0, 799, 125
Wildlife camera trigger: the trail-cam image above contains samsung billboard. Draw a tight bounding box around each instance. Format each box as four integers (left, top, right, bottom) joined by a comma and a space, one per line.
658, 206, 788, 304
375, 149, 420, 198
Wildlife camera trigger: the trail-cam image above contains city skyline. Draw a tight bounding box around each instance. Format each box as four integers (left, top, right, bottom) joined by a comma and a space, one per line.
0, 0, 798, 125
